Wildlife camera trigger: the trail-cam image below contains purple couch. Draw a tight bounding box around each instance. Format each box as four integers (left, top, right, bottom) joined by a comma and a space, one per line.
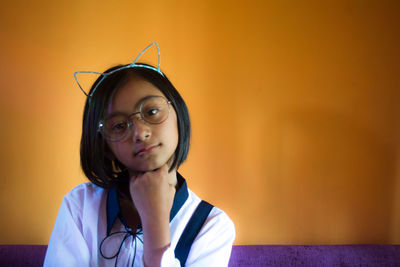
0, 244, 399, 266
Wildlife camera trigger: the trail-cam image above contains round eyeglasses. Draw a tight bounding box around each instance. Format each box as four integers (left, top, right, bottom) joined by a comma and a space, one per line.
98, 96, 171, 142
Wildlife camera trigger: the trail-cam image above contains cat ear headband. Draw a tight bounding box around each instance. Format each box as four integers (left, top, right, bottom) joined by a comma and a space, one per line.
74, 42, 164, 100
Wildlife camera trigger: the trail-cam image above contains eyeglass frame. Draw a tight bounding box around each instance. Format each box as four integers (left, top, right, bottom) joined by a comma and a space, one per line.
74, 42, 165, 100
98, 96, 172, 142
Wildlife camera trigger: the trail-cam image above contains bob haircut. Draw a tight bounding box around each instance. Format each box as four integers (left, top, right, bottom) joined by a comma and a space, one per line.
80, 64, 191, 189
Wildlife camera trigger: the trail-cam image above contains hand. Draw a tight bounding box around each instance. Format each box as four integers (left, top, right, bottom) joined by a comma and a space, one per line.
129, 165, 177, 266
129, 165, 176, 225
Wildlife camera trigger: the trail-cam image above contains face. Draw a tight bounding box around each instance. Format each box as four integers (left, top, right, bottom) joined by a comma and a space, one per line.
105, 75, 179, 175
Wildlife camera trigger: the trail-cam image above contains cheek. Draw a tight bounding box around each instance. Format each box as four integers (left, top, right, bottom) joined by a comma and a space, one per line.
168, 114, 179, 149
106, 142, 130, 160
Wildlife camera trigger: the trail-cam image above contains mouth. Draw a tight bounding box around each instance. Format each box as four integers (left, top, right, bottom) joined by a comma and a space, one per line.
134, 144, 161, 157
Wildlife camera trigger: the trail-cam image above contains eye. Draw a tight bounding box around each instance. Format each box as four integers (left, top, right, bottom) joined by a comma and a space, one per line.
105, 117, 128, 134
111, 122, 127, 132
140, 96, 169, 124
146, 107, 160, 116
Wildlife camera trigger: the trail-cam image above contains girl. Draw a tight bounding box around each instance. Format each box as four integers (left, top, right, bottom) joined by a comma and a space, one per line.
44, 43, 235, 266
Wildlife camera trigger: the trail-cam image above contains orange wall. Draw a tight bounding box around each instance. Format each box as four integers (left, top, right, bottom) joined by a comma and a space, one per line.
0, 0, 399, 245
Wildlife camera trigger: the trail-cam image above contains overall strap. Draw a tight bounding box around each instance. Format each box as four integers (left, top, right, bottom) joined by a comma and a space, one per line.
174, 200, 214, 266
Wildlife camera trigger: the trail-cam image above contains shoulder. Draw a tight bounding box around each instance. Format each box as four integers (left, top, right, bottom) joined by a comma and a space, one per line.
65, 182, 105, 199
207, 205, 235, 232
187, 189, 236, 238
182, 189, 236, 265
205, 203, 236, 241
62, 182, 106, 211
55, 182, 107, 231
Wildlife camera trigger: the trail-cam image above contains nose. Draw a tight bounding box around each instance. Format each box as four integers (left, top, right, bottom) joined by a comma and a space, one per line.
130, 117, 151, 143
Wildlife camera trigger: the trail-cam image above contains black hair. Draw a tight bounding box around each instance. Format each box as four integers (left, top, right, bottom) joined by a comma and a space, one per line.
80, 64, 191, 188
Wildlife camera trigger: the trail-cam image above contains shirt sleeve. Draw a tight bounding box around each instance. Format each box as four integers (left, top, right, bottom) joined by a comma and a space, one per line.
160, 208, 236, 267
43, 195, 91, 267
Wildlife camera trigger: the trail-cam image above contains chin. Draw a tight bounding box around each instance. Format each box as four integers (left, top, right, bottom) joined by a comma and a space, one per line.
130, 161, 164, 173
127, 153, 174, 173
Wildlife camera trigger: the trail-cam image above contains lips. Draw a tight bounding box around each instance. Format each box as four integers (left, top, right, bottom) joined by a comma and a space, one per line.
134, 144, 160, 156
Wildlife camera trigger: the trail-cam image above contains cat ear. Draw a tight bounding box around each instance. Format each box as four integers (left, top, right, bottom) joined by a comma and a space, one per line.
74, 70, 106, 98
74, 42, 164, 100
130, 42, 162, 73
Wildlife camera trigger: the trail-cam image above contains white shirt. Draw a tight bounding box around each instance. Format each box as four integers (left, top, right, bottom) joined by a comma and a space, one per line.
44, 174, 235, 266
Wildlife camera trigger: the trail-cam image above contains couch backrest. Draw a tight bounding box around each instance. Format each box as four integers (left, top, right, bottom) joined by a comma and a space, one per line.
0, 245, 47, 267
228, 245, 400, 267
1, 244, 399, 266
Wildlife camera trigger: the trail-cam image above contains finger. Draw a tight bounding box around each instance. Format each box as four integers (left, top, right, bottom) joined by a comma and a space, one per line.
158, 164, 169, 173
151, 164, 168, 178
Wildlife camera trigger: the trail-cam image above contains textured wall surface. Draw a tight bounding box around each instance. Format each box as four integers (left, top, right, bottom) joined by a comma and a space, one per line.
0, 0, 399, 245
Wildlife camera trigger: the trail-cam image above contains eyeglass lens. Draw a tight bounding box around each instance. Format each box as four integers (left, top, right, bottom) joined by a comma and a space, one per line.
102, 96, 169, 141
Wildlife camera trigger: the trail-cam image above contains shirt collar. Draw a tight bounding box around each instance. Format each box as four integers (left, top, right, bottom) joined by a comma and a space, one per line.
106, 172, 189, 235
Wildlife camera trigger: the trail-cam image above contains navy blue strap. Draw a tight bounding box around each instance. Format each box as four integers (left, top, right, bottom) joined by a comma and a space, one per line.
174, 200, 213, 266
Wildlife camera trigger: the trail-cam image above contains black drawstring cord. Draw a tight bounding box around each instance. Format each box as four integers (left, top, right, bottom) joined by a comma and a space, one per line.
99, 227, 143, 267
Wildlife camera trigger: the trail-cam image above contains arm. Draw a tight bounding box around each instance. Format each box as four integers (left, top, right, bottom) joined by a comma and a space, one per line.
129, 165, 176, 267
130, 166, 235, 266
43, 195, 91, 267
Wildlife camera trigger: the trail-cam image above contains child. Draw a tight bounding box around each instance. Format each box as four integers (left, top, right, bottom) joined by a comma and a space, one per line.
44, 43, 235, 266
